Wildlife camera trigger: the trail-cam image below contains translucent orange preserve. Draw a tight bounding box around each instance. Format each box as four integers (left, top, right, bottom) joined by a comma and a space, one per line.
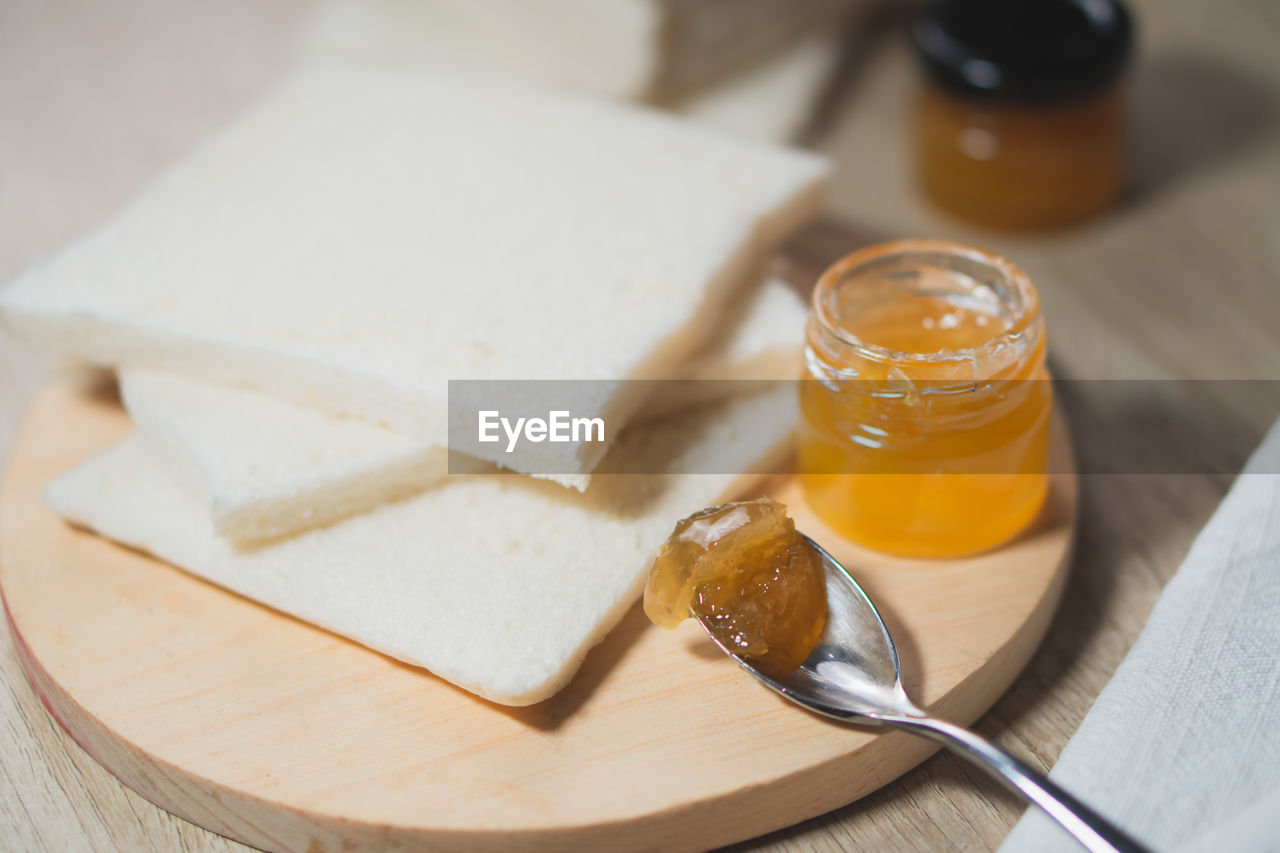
798, 241, 1052, 558
644, 499, 826, 679
918, 86, 1126, 230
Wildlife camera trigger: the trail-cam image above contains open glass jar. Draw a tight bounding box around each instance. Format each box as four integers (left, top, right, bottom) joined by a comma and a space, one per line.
798, 240, 1052, 558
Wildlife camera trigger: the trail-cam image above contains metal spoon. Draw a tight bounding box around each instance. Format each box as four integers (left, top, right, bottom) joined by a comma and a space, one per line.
696, 534, 1152, 853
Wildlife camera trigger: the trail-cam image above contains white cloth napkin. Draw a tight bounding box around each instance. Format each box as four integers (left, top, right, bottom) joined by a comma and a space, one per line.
1000, 419, 1280, 852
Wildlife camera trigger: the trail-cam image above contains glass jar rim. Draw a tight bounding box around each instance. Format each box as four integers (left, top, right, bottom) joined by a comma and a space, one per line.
811, 238, 1042, 367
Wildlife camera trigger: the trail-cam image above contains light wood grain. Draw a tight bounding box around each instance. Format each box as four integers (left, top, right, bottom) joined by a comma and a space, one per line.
2, 0, 1279, 850
0, 375, 1072, 851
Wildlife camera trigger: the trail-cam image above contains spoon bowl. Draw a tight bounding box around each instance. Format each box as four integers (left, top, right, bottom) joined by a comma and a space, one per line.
696, 533, 1151, 853
746, 536, 915, 722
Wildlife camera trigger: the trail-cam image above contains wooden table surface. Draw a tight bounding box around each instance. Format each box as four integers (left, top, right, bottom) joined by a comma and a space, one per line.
2, 0, 1278, 850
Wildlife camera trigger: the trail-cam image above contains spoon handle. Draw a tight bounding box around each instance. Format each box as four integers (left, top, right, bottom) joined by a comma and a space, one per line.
886, 715, 1152, 853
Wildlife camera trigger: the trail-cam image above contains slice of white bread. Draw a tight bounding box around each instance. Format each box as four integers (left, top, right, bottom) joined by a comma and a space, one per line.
119, 373, 453, 542
45, 388, 796, 706
673, 276, 807, 386
672, 31, 842, 143
0, 65, 826, 479
120, 279, 806, 542
301, 0, 845, 142
634, 274, 810, 423
300, 0, 848, 103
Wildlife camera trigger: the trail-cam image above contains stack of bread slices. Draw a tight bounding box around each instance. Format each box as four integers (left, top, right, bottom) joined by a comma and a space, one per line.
0, 64, 828, 705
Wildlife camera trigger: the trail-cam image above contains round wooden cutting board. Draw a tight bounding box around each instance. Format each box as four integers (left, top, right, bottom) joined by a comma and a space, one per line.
1, 374, 1076, 852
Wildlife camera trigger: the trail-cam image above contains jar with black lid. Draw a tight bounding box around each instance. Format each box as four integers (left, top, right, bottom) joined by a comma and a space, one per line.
912, 0, 1134, 229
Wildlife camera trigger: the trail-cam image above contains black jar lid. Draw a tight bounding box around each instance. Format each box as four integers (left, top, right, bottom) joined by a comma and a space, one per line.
912, 0, 1133, 105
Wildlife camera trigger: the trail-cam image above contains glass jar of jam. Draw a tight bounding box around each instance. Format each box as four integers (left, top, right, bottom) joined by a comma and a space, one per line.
798, 240, 1052, 558
913, 0, 1134, 230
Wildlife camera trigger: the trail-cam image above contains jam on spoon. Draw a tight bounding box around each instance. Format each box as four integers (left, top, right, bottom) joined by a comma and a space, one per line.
643, 499, 827, 679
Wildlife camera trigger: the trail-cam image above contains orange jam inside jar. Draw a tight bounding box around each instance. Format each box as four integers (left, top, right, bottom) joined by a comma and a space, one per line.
797, 240, 1052, 558
913, 0, 1133, 230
